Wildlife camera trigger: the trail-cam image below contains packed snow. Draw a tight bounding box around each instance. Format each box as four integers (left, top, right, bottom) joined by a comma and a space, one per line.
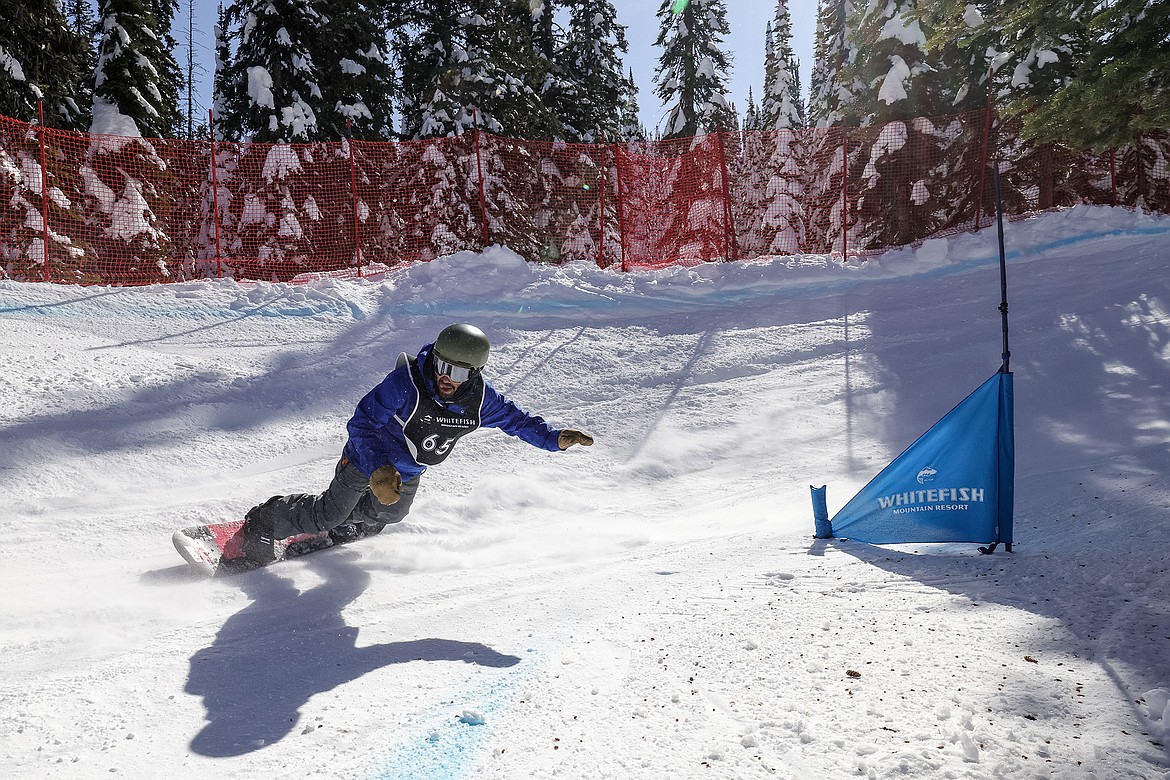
1, 205, 1169, 779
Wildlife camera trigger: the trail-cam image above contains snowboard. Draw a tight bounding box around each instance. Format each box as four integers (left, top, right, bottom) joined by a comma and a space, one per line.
172, 519, 333, 577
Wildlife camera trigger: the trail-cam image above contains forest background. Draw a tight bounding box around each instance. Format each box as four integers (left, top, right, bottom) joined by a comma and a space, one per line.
1, 1, 1167, 287
3, 1, 1166, 151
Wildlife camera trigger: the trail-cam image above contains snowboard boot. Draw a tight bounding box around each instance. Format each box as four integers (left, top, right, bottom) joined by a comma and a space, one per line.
328, 520, 387, 546
328, 523, 361, 546
240, 498, 279, 565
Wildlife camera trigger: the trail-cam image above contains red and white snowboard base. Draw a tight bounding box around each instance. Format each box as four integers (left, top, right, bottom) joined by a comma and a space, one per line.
172, 520, 332, 577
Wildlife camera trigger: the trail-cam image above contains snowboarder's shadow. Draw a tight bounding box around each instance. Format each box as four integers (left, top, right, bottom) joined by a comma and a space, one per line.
185, 548, 520, 758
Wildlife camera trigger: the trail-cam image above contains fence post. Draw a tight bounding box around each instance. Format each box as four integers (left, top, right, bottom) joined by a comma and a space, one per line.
613, 145, 630, 272
35, 101, 52, 281
346, 120, 364, 277
714, 127, 737, 262
473, 110, 490, 247
841, 128, 849, 261
597, 138, 607, 269
207, 110, 224, 279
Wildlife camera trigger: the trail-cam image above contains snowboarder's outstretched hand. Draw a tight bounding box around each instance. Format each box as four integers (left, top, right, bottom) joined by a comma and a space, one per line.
558, 429, 594, 450
370, 464, 402, 504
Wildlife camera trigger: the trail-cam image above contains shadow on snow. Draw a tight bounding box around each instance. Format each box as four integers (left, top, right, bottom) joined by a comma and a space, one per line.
185, 547, 519, 758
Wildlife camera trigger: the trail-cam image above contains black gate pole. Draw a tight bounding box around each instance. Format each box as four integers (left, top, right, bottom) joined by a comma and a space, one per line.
994, 159, 1011, 374
979, 159, 1014, 555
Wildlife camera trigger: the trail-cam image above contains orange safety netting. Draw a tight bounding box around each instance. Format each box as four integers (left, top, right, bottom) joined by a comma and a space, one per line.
1, 111, 1167, 285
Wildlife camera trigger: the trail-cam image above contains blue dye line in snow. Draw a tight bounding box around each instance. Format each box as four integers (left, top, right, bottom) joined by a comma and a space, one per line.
356, 223, 1170, 318
2, 224, 1166, 322
369, 650, 537, 780
0, 295, 364, 320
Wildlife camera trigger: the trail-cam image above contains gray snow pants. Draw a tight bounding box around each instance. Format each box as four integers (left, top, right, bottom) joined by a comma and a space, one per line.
261, 456, 419, 540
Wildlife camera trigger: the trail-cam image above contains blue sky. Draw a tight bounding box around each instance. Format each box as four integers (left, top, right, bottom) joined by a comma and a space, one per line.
178, 1, 817, 136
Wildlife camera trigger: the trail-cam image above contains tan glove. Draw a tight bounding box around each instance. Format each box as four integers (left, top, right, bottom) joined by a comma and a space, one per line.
370, 464, 402, 505
557, 429, 594, 450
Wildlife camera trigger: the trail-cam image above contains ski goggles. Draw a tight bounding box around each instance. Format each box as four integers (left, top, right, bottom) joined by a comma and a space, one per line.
434, 353, 476, 383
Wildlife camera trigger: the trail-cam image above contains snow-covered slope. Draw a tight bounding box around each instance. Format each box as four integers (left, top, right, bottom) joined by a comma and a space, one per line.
2, 206, 1168, 779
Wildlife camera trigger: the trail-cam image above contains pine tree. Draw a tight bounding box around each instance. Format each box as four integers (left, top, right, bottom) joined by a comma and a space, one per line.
396, 0, 463, 139
653, 0, 736, 139
910, 2, 997, 115
561, 0, 629, 143
90, 0, 183, 138
923, 1, 1093, 209
843, 3, 979, 247
66, 0, 100, 112
219, 0, 326, 142
66, 0, 97, 39
210, 2, 233, 138
398, 0, 553, 139
731, 85, 765, 254
617, 69, 648, 143
807, 0, 860, 128
844, 0, 948, 126
963, 0, 1169, 150
0, 1, 91, 129
742, 86, 760, 132
752, 6, 808, 256
151, 1, 185, 125
525, 0, 574, 140
319, 0, 396, 140
760, 1, 806, 130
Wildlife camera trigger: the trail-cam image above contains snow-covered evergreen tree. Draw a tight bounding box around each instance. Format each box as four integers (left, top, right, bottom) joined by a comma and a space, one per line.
752, 7, 808, 255
741, 22, 807, 259
317, 0, 395, 140
653, 0, 736, 140
90, 0, 183, 139
939, 0, 1168, 151
921, 0, 1087, 209
384, 135, 479, 260
218, 0, 326, 142
561, 0, 628, 143
845, 0, 948, 126
0, 1, 91, 129
910, 1, 996, 115
816, 2, 985, 248
398, 1, 552, 139
760, 1, 805, 130
0, 121, 89, 280
807, 0, 860, 128
1056, 1, 1170, 149
525, 0, 575, 140
617, 69, 648, 143
730, 86, 763, 254
210, 2, 233, 138
742, 87, 760, 132
151, 0, 186, 124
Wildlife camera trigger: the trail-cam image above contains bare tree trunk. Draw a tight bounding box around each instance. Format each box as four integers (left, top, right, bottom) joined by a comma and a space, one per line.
186, 0, 195, 139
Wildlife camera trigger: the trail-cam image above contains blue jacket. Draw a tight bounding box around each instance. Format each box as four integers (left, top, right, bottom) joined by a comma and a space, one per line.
343, 343, 562, 481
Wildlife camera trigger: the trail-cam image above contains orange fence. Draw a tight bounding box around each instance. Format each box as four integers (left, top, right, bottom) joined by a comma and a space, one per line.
1, 110, 1167, 284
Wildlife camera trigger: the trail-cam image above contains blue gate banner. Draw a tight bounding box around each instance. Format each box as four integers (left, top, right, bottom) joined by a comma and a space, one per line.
831, 371, 1014, 544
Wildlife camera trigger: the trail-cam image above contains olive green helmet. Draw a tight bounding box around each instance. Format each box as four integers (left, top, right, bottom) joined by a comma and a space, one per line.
433, 323, 490, 369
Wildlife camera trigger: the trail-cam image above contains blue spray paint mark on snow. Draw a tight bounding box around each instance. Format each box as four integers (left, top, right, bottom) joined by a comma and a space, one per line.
369, 649, 539, 780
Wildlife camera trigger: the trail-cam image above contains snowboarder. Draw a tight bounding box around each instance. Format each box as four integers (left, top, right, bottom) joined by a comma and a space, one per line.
240, 323, 594, 564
